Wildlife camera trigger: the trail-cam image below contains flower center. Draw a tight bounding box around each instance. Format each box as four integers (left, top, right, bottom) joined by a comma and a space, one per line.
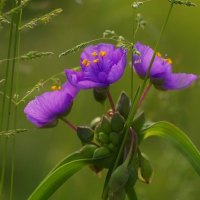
82, 51, 107, 67
157, 52, 173, 65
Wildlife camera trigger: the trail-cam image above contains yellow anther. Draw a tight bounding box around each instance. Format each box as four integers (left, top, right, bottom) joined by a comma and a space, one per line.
82, 59, 90, 67
165, 58, 173, 65
157, 52, 162, 57
51, 85, 58, 91
92, 52, 97, 57
82, 59, 88, 66
99, 51, 106, 57
93, 59, 99, 63
57, 86, 62, 90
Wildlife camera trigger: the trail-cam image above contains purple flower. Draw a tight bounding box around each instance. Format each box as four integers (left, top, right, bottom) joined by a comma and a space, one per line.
24, 82, 79, 127
65, 43, 127, 89
133, 42, 198, 90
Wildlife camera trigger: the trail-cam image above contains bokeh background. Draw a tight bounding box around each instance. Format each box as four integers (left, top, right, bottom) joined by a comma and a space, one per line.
0, 0, 200, 199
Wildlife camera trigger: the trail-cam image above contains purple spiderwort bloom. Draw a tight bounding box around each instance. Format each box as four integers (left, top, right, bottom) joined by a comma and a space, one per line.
133, 42, 198, 90
65, 43, 127, 89
24, 82, 79, 127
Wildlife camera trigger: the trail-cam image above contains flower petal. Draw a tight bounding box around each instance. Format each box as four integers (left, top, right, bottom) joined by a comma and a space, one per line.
158, 73, 198, 90
65, 69, 107, 89
24, 81, 79, 127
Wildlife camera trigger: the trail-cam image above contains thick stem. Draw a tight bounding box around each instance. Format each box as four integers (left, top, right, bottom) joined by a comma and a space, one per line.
60, 117, 77, 132
107, 90, 115, 112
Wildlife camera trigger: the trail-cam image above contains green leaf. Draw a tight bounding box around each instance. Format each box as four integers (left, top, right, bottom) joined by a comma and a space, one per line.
140, 121, 200, 175
28, 154, 110, 200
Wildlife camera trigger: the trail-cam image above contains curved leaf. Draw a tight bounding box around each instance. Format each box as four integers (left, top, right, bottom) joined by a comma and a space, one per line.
28, 155, 110, 200
140, 121, 200, 175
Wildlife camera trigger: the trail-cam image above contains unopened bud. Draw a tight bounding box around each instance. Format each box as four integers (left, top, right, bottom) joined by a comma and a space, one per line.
93, 147, 110, 159
77, 126, 94, 143
109, 164, 130, 193
138, 153, 153, 184
93, 87, 108, 103
111, 112, 125, 132
90, 117, 101, 130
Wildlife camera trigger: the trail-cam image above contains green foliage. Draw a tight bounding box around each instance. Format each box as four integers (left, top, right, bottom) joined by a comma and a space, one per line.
0, 128, 28, 136
141, 121, 200, 175
4, 0, 30, 16
132, 1, 150, 9
169, 0, 196, 6
59, 38, 102, 57
19, 8, 63, 31
19, 51, 54, 61
27, 151, 111, 200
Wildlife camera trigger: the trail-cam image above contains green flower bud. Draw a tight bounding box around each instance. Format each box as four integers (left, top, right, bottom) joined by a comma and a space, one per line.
80, 144, 98, 158
90, 117, 101, 130
116, 92, 131, 119
109, 164, 130, 193
106, 143, 115, 151
93, 147, 110, 159
77, 126, 94, 143
109, 189, 126, 200
93, 87, 109, 103
109, 132, 120, 145
111, 112, 125, 132
98, 132, 109, 144
95, 116, 111, 134
138, 153, 153, 184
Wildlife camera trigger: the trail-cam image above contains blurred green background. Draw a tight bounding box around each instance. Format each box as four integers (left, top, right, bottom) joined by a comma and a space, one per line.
0, 0, 200, 199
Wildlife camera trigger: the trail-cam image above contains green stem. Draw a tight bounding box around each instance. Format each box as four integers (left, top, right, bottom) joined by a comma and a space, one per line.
9, 136, 16, 200
10, 1, 22, 199
107, 90, 115, 112
0, 0, 22, 198
102, 1, 175, 199
0, 6, 15, 200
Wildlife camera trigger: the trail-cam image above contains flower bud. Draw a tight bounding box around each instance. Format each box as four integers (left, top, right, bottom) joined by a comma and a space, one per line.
109, 164, 130, 193
111, 112, 125, 132
98, 132, 109, 144
95, 116, 111, 134
80, 144, 98, 158
106, 143, 115, 152
90, 117, 101, 130
77, 126, 94, 143
93, 147, 110, 159
109, 189, 126, 200
93, 87, 108, 103
109, 132, 120, 145
138, 153, 153, 184
116, 92, 131, 119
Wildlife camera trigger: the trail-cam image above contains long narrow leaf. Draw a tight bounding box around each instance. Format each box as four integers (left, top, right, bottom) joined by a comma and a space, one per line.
28, 155, 110, 200
140, 121, 200, 175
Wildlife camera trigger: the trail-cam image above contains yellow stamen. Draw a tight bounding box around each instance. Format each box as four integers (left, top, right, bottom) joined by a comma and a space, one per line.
51, 85, 57, 91
57, 86, 62, 90
157, 52, 162, 57
92, 52, 97, 57
93, 59, 99, 63
165, 58, 173, 65
99, 51, 106, 57
82, 59, 90, 67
